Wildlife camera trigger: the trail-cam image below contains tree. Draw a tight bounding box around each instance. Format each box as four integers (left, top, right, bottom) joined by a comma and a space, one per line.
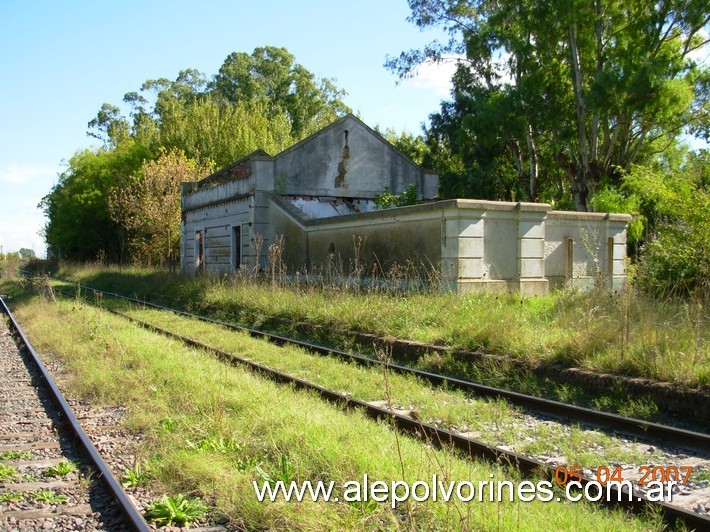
389, 0, 709, 210
39, 140, 151, 262
107, 149, 213, 267
18, 248, 36, 260
378, 128, 431, 166
156, 96, 293, 168
88, 52, 332, 166
425, 81, 539, 202
45, 47, 352, 264
213, 46, 350, 138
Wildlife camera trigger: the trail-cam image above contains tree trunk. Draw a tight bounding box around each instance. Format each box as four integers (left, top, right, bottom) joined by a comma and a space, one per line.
525, 124, 538, 201
569, 21, 590, 211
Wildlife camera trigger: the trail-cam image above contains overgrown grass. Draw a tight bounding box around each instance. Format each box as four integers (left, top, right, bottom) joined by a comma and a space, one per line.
55, 264, 709, 387
104, 299, 650, 468
11, 296, 663, 530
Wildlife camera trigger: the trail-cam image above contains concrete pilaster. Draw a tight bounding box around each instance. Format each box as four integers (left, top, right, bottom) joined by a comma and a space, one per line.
517, 207, 549, 296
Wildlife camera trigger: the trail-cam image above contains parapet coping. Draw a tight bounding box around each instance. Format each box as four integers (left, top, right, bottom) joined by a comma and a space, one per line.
270, 195, 627, 229
548, 210, 632, 222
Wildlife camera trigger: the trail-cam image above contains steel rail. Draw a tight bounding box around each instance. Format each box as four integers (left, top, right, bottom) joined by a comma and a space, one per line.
58, 282, 710, 451
107, 306, 709, 530
0, 296, 151, 532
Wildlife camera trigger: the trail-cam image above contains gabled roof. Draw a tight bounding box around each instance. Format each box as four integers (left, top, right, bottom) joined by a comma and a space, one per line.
194, 113, 431, 189
273, 113, 425, 173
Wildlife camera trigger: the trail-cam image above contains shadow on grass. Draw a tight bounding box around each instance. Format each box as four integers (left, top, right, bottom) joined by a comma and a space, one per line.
0, 279, 39, 310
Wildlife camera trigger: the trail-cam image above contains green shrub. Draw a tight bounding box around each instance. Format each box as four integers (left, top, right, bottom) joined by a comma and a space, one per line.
145, 494, 208, 526
623, 162, 709, 298
374, 184, 418, 209
636, 218, 709, 297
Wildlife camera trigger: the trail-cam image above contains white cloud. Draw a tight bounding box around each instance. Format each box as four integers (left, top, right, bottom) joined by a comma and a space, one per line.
0, 163, 58, 186
400, 52, 517, 95
0, 220, 46, 257
401, 55, 463, 96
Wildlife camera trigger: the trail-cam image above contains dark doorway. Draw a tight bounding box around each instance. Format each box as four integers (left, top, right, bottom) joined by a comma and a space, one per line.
232, 226, 241, 270
196, 230, 204, 270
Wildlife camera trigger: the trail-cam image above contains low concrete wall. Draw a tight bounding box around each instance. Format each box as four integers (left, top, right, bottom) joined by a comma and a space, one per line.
266, 197, 592, 295
440, 200, 550, 295
545, 211, 630, 291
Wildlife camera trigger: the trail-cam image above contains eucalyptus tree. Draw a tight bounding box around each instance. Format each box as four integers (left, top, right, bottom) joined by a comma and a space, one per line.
213, 46, 350, 138
389, 0, 709, 210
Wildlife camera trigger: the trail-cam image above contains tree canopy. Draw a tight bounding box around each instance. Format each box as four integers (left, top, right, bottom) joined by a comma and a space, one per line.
389, 0, 709, 211
213, 46, 350, 138
42, 46, 350, 264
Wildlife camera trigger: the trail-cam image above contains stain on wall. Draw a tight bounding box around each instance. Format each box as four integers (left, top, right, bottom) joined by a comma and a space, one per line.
334, 130, 349, 188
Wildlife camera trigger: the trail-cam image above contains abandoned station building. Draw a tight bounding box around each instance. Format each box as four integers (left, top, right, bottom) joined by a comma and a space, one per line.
180, 114, 630, 295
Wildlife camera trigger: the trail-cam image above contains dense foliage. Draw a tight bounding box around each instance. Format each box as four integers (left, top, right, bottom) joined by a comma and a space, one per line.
627, 152, 709, 296
389, 0, 708, 210
373, 184, 419, 209
107, 149, 214, 267
386, 0, 709, 296
41, 47, 350, 264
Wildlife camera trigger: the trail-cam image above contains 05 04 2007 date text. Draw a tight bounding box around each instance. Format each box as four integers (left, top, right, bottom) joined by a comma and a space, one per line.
554, 465, 694, 486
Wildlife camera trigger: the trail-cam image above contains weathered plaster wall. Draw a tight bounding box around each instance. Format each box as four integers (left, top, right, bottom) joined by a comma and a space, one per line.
440, 201, 550, 295
545, 212, 630, 290
180, 155, 279, 276
181, 196, 253, 275
268, 194, 442, 275
273, 115, 431, 199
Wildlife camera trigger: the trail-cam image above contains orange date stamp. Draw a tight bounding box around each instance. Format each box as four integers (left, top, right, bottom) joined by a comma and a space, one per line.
554, 465, 694, 486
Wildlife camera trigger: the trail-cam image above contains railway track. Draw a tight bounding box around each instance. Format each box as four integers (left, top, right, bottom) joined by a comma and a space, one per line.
50, 285, 710, 530
59, 282, 709, 450
0, 296, 150, 531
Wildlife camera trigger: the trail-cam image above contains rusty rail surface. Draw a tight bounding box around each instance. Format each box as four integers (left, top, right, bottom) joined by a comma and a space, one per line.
0, 296, 151, 532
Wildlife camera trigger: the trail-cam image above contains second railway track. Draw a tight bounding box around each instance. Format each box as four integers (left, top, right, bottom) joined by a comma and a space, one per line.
50, 282, 710, 529
58, 281, 710, 450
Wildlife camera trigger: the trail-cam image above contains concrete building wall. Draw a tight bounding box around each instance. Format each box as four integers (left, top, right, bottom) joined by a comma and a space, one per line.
267, 197, 309, 271
182, 189, 630, 295
440, 201, 550, 295
268, 194, 442, 276
263, 198, 575, 295
274, 115, 430, 199
179, 115, 630, 293
181, 195, 253, 276
180, 155, 276, 276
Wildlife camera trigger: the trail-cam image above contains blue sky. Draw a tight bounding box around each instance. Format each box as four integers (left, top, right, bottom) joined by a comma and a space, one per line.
0, 0, 456, 257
